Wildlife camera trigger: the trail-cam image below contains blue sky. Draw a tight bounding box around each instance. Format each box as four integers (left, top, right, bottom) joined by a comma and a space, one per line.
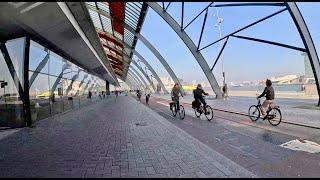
135, 2, 320, 86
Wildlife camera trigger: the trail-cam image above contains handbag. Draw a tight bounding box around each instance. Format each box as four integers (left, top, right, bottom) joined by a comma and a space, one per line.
192, 100, 200, 109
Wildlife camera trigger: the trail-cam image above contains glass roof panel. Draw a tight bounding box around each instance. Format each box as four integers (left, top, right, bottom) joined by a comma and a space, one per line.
114, 31, 123, 41
132, 2, 143, 9
88, 9, 103, 30
125, 20, 137, 30
97, 2, 110, 14
100, 15, 113, 34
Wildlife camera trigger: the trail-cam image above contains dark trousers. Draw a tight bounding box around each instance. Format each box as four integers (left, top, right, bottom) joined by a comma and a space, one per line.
172, 97, 180, 111
196, 97, 207, 113
175, 100, 180, 110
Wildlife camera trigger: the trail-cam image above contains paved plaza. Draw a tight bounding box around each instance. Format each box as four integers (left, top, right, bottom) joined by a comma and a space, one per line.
0, 96, 256, 178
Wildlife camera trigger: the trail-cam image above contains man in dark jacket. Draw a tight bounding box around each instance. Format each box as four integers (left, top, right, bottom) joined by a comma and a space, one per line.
257, 79, 275, 118
193, 84, 209, 114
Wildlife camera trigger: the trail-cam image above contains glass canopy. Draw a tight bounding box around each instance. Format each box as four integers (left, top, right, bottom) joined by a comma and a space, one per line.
85, 2, 148, 80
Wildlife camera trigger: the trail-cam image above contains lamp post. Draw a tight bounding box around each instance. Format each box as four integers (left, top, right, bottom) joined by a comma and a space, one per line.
213, 7, 225, 89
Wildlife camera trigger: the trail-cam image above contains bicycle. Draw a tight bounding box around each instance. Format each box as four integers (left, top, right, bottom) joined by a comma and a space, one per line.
248, 98, 282, 126
137, 92, 142, 101
193, 96, 214, 121
170, 99, 185, 120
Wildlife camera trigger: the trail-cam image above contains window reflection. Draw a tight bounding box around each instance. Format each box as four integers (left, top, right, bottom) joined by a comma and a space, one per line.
0, 39, 24, 127
6, 38, 25, 84
27, 40, 107, 124
1, 37, 108, 127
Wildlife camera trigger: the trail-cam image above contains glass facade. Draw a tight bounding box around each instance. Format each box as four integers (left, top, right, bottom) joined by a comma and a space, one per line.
0, 37, 107, 128
0, 38, 25, 127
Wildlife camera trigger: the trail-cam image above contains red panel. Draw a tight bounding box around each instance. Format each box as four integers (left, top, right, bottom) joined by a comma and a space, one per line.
98, 31, 123, 48
109, 2, 125, 35
108, 56, 123, 65
102, 44, 122, 56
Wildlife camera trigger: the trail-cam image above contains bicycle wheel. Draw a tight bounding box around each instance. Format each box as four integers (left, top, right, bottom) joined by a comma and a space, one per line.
178, 105, 185, 120
204, 105, 214, 121
267, 108, 282, 126
172, 104, 177, 117
248, 105, 260, 121
194, 107, 201, 118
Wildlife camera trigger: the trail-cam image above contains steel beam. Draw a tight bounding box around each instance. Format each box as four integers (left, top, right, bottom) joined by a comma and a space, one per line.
212, 3, 285, 7
29, 49, 50, 87
133, 50, 169, 93
129, 66, 151, 92
24, 37, 31, 127
125, 78, 134, 89
99, 33, 158, 93
286, 2, 320, 106
83, 80, 91, 93
211, 37, 229, 71
65, 69, 81, 95
0, 42, 26, 102
136, 33, 185, 94
128, 71, 146, 90
127, 73, 142, 90
128, 68, 149, 89
75, 74, 88, 96
231, 35, 306, 52
49, 62, 71, 95
131, 60, 156, 92
183, 2, 214, 31
122, 22, 184, 94
199, 7, 287, 51
147, 2, 223, 98
86, 8, 173, 94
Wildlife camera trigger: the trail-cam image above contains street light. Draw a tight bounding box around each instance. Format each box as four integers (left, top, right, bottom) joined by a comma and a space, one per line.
213, 6, 225, 88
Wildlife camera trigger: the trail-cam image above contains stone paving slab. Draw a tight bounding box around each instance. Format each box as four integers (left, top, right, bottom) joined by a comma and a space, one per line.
0, 96, 256, 178
141, 94, 320, 177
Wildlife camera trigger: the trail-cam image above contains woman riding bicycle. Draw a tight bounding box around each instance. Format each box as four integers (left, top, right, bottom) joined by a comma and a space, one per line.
170, 83, 183, 111
257, 79, 275, 119
193, 84, 209, 114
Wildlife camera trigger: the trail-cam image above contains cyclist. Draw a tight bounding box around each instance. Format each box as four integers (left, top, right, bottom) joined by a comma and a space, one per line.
257, 79, 275, 119
137, 89, 142, 101
170, 83, 183, 111
193, 84, 209, 114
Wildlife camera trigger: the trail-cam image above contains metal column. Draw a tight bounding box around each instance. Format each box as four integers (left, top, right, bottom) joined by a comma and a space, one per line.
133, 50, 169, 93
24, 37, 31, 127
129, 66, 151, 92
286, 2, 320, 106
137, 34, 185, 94
131, 60, 157, 92
128, 71, 146, 90
147, 2, 223, 98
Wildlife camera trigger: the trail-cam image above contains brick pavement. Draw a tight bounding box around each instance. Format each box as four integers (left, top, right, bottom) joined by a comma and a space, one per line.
141, 94, 320, 177
0, 96, 256, 178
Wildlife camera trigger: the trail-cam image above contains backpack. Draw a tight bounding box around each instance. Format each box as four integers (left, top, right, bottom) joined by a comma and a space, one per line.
192, 100, 201, 109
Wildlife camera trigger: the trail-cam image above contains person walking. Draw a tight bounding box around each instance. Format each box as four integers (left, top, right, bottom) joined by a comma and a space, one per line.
222, 84, 228, 99
146, 93, 150, 105
88, 91, 92, 99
